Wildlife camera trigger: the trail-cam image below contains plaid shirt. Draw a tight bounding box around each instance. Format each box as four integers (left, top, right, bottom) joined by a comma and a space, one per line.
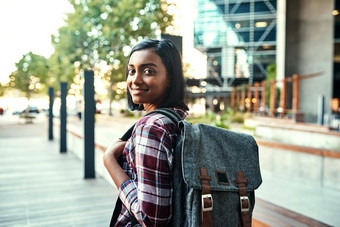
115, 108, 188, 227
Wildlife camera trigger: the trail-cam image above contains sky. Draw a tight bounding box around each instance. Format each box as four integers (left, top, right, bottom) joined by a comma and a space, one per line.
0, 0, 73, 84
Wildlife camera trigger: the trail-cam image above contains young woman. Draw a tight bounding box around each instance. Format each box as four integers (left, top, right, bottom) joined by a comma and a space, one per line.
104, 39, 189, 227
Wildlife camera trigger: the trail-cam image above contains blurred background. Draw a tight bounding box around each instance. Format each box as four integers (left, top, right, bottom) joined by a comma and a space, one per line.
0, 0, 339, 124
0, 0, 340, 226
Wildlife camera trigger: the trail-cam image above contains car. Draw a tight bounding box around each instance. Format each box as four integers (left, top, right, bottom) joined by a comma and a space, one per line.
13, 105, 40, 115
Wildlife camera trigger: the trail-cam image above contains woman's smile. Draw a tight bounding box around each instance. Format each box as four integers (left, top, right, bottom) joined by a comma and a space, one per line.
130, 86, 149, 95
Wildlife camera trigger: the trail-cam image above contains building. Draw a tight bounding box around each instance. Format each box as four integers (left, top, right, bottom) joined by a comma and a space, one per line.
192, 0, 340, 123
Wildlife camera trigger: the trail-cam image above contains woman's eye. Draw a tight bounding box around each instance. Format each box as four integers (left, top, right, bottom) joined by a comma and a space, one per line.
128, 69, 135, 74
144, 68, 155, 75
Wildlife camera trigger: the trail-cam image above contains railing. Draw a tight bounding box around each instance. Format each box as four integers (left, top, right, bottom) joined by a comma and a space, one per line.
230, 72, 323, 120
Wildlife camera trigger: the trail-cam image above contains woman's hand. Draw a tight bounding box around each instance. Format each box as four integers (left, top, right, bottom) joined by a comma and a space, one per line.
104, 139, 127, 160
103, 139, 129, 189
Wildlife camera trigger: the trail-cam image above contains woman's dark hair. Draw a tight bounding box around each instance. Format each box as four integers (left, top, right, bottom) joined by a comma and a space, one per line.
126, 39, 189, 111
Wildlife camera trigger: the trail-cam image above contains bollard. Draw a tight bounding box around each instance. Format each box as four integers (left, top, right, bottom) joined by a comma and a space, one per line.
83, 71, 95, 179
60, 82, 67, 153
48, 87, 54, 141
317, 95, 325, 125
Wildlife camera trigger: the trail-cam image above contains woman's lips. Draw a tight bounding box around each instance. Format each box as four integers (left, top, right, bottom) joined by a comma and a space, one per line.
130, 87, 148, 95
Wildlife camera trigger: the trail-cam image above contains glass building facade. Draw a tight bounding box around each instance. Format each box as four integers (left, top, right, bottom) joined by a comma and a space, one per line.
194, 0, 277, 85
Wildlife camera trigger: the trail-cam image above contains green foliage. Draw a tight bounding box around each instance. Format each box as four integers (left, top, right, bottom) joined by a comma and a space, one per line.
231, 112, 245, 123
265, 63, 275, 108
265, 63, 280, 109
47, 53, 75, 92
187, 109, 257, 130
241, 125, 256, 131
212, 115, 230, 129
50, 0, 174, 100
9, 52, 49, 99
266, 63, 276, 81
186, 115, 211, 125
222, 109, 254, 124
186, 111, 230, 129
221, 110, 244, 124
0, 83, 5, 97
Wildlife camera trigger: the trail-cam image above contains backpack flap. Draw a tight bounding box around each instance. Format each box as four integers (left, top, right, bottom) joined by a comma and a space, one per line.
179, 121, 262, 192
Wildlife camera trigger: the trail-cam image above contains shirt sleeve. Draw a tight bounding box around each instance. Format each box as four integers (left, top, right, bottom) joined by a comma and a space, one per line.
118, 120, 174, 227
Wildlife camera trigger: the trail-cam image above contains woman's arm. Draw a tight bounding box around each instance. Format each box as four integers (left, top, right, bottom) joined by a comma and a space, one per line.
103, 139, 129, 188
104, 120, 175, 227
118, 122, 174, 226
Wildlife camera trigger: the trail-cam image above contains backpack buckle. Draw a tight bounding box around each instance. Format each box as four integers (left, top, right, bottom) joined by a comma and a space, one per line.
240, 196, 250, 212
202, 194, 213, 212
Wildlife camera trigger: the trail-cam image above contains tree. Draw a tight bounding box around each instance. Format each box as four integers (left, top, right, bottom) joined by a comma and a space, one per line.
51, 0, 174, 114
9, 52, 49, 99
0, 83, 5, 97
47, 53, 76, 93
265, 63, 280, 109
266, 63, 276, 81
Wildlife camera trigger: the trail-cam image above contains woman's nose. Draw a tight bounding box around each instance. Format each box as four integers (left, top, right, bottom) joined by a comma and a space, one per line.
132, 71, 143, 84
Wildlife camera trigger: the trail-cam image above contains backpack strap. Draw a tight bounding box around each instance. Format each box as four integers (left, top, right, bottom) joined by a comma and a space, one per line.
198, 167, 213, 227
120, 124, 135, 141
234, 171, 251, 227
118, 108, 182, 142
149, 108, 182, 126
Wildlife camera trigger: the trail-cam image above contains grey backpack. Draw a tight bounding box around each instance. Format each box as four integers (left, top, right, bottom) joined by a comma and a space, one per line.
111, 108, 262, 227
155, 109, 262, 227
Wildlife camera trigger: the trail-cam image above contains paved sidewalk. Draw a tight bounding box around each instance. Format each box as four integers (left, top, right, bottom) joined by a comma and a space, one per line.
0, 114, 117, 226
1, 113, 339, 226
256, 170, 340, 226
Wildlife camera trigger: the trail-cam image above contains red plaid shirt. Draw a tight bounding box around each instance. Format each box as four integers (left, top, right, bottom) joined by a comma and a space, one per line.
115, 108, 188, 227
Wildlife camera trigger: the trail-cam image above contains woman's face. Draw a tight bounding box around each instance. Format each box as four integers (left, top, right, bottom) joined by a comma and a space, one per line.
127, 49, 169, 112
